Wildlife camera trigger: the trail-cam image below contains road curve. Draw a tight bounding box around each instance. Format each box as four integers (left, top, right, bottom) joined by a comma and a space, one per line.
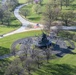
0, 4, 42, 38
0, 3, 76, 39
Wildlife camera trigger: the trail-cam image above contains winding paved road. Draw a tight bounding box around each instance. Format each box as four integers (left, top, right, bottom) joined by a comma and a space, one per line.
0, 3, 76, 38
0, 3, 42, 38
0, 2, 76, 59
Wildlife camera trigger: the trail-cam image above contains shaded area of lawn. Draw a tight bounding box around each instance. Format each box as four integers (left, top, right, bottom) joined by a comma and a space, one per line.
0, 59, 10, 75
0, 30, 42, 75
27, 16, 41, 22
0, 13, 21, 35
70, 4, 76, 10
34, 64, 76, 75
0, 46, 10, 56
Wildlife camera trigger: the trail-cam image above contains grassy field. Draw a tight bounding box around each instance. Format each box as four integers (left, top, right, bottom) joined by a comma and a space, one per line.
20, 0, 76, 23
0, 0, 76, 75
0, 10, 21, 35
32, 31, 76, 75
18, 0, 27, 4
32, 63, 76, 75
20, 4, 42, 23
0, 30, 41, 75
0, 30, 76, 75
20, 0, 49, 23
0, 0, 26, 35
1, 30, 76, 75
0, 30, 41, 55
0, 21, 21, 35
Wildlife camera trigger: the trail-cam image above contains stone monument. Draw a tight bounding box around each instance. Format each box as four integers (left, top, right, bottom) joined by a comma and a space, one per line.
36, 33, 51, 48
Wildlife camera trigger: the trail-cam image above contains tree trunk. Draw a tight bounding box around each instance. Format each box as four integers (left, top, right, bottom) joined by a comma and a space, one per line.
28, 69, 31, 75
60, 0, 62, 10
1, 19, 3, 24
65, 20, 68, 26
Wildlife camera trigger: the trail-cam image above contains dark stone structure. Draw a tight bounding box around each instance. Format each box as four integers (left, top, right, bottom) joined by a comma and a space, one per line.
36, 33, 51, 48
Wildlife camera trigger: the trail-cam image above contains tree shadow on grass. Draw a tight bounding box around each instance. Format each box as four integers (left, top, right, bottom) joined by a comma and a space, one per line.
28, 17, 41, 21
51, 43, 76, 57
0, 46, 10, 56
35, 64, 76, 75
4, 24, 21, 28
0, 59, 10, 75
70, 4, 76, 10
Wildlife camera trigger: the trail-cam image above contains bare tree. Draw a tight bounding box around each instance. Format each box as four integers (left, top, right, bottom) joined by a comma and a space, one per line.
73, 34, 76, 42
21, 8, 30, 17
39, 0, 43, 5
23, 58, 35, 75
5, 0, 18, 10
43, 47, 52, 63
4, 58, 26, 75
35, 54, 43, 68
23, 45, 28, 58
42, 2, 60, 33
4, 10, 11, 26
32, 4, 41, 14
60, 10, 75, 26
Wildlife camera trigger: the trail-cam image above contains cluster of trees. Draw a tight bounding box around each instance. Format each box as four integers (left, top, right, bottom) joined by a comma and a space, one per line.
21, 0, 75, 32
20, 8, 30, 17
59, 0, 75, 9
5, 40, 53, 75
0, 5, 11, 25
58, 30, 76, 42
49, 0, 75, 9
4, 0, 19, 10
20, 0, 44, 17
0, 0, 18, 26
42, 0, 76, 32
27, 0, 74, 9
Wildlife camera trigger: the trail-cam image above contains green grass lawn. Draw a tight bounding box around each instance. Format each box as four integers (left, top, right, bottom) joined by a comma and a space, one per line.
0, 30, 76, 75
0, 24, 20, 35
0, 30, 41, 55
32, 63, 76, 75
20, 4, 42, 23
32, 32, 76, 75
20, 0, 49, 23
32, 47, 76, 75
0, 0, 76, 75
0, 30, 41, 75
18, 0, 27, 4
20, 0, 76, 23
0, 12, 21, 35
